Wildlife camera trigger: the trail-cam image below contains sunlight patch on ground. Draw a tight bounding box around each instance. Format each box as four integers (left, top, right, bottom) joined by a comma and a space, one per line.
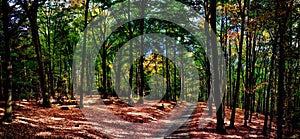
36, 132, 52, 137
160, 119, 173, 124
200, 117, 216, 123
20, 101, 31, 104
250, 125, 258, 129
50, 117, 65, 121
249, 134, 258, 138
96, 107, 109, 111
238, 115, 244, 119
15, 103, 26, 107
47, 125, 58, 129
127, 112, 149, 117
73, 120, 92, 125
224, 135, 243, 138
77, 130, 88, 135
225, 120, 231, 125
195, 131, 221, 137
17, 119, 28, 124
239, 130, 248, 134
15, 119, 39, 127
84, 99, 98, 105
47, 125, 76, 130
16, 116, 39, 123
60, 105, 78, 108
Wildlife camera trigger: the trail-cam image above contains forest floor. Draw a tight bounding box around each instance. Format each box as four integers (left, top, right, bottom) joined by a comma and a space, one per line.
0, 97, 299, 138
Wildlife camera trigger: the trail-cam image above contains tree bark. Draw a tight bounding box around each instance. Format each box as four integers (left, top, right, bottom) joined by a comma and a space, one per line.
137, 1, 146, 104
28, 0, 51, 108
204, 0, 213, 116
127, 0, 134, 105
276, 0, 294, 137
210, 0, 226, 133
263, 36, 276, 135
1, 0, 13, 122
229, 0, 246, 128
79, 0, 90, 107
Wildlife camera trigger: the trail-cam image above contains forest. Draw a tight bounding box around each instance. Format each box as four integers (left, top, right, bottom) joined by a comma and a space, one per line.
0, 0, 300, 138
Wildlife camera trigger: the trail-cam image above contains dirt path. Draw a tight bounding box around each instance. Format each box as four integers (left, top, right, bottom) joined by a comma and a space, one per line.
165, 112, 194, 138
81, 98, 197, 138
1, 100, 299, 138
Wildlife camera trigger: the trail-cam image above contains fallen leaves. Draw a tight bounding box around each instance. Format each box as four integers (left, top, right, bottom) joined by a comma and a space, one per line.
0, 101, 108, 138
0, 100, 299, 138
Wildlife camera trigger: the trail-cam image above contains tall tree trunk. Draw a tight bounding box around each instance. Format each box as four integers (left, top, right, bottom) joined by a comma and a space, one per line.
28, 0, 51, 108
229, 0, 246, 128
277, 2, 288, 138
269, 67, 276, 132
137, 35, 145, 104
204, 0, 213, 116
276, 0, 293, 138
173, 42, 177, 101
80, 0, 90, 107
277, 27, 285, 139
72, 57, 77, 100
249, 33, 257, 123
263, 37, 276, 135
46, 10, 55, 98
1, 0, 13, 122
244, 32, 251, 126
86, 54, 92, 97
0, 56, 3, 101
127, 0, 134, 105
137, 2, 146, 104
228, 18, 232, 108
205, 59, 212, 116
257, 61, 267, 115
165, 25, 171, 101
210, 0, 226, 133
101, 47, 107, 98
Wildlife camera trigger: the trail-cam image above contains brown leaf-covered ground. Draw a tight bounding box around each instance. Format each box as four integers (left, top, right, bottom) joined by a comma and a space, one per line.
0, 98, 299, 138
0, 100, 108, 138
190, 102, 279, 138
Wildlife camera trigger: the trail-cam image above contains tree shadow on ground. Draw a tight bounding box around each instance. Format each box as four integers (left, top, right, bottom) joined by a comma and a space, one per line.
0, 101, 109, 138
